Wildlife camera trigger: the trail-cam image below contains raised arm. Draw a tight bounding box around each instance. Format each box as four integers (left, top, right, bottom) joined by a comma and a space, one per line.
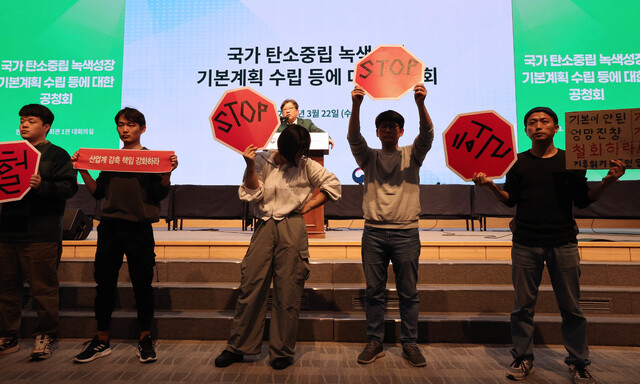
414, 83, 432, 130
348, 86, 366, 140
242, 145, 259, 190
411, 83, 435, 162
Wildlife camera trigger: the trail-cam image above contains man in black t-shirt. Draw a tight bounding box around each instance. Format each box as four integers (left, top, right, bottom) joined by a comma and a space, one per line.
473, 107, 625, 384
71, 107, 178, 364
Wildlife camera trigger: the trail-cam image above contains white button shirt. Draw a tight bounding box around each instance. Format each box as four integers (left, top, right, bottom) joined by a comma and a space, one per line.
239, 150, 341, 220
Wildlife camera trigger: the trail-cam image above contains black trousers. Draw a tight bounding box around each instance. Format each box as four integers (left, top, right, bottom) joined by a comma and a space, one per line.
93, 219, 156, 333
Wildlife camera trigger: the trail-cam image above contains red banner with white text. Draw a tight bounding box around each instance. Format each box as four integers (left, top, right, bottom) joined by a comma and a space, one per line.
74, 148, 174, 173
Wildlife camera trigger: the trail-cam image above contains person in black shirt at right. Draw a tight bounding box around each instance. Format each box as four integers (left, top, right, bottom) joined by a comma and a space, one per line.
473, 107, 625, 384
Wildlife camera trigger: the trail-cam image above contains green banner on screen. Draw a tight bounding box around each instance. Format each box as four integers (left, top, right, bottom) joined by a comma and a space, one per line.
0, 1, 125, 157
512, 0, 640, 180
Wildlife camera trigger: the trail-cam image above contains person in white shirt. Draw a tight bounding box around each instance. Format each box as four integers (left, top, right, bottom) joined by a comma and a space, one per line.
215, 124, 341, 370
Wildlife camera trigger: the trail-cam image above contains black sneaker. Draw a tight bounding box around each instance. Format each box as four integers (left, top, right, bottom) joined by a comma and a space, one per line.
402, 344, 426, 367
569, 364, 596, 384
0, 336, 19, 355
270, 357, 292, 370
357, 340, 385, 364
30, 334, 54, 361
137, 335, 157, 363
506, 358, 534, 380
74, 336, 111, 363
214, 350, 243, 367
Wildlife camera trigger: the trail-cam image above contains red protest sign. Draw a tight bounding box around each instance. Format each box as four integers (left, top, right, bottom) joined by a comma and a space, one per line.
74, 148, 175, 173
210, 87, 280, 154
443, 111, 517, 181
354, 45, 424, 100
0, 141, 41, 203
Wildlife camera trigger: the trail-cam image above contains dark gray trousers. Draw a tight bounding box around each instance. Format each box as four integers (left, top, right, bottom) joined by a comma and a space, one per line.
226, 215, 310, 362
510, 242, 590, 367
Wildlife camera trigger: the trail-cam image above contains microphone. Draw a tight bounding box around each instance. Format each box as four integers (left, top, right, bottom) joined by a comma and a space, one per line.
280, 116, 288, 123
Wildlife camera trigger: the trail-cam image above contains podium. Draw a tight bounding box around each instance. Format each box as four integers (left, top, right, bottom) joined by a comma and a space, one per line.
267, 132, 330, 238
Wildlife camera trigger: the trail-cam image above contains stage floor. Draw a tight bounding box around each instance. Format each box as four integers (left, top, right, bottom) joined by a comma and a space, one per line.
81, 227, 640, 243
1, 340, 638, 384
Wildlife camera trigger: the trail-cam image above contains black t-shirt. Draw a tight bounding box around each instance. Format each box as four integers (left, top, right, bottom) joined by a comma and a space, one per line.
503, 149, 592, 247
93, 148, 169, 223
0, 141, 78, 242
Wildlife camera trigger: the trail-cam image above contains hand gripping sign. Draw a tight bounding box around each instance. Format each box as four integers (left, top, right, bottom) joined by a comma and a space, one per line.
0, 140, 41, 203
74, 148, 175, 173
210, 87, 280, 154
354, 45, 425, 100
443, 111, 517, 181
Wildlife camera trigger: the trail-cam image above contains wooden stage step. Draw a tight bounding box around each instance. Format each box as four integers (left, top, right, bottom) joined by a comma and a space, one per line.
57, 281, 640, 315
16, 257, 640, 346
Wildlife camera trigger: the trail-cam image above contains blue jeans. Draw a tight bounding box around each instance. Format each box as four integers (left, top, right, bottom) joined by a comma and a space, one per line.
361, 226, 420, 345
510, 242, 590, 367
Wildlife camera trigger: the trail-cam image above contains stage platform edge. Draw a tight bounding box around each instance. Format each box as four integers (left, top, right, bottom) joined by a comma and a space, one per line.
60, 227, 640, 262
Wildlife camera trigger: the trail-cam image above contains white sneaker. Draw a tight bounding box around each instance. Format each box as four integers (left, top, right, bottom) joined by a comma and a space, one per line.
30, 334, 54, 361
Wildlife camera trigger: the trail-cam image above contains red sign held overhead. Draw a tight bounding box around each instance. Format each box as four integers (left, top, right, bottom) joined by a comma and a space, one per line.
443, 111, 517, 181
354, 45, 424, 100
210, 87, 280, 154
0, 141, 41, 203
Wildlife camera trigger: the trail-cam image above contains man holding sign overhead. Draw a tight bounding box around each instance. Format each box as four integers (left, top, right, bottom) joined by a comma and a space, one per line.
473, 106, 625, 384
348, 83, 433, 367
71, 107, 178, 364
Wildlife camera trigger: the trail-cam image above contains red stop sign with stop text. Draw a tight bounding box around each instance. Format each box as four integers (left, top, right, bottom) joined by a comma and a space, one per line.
0, 140, 41, 203
354, 45, 424, 100
443, 111, 517, 181
210, 87, 280, 154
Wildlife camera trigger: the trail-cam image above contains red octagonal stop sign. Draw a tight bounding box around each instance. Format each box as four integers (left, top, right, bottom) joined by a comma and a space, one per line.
0, 140, 41, 203
354, 45, 424, 100
210, 87, 280, 154
443, 110, 517, 181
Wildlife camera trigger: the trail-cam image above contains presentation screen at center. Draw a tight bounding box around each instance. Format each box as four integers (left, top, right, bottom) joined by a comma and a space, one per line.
123, 0, 516, 185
